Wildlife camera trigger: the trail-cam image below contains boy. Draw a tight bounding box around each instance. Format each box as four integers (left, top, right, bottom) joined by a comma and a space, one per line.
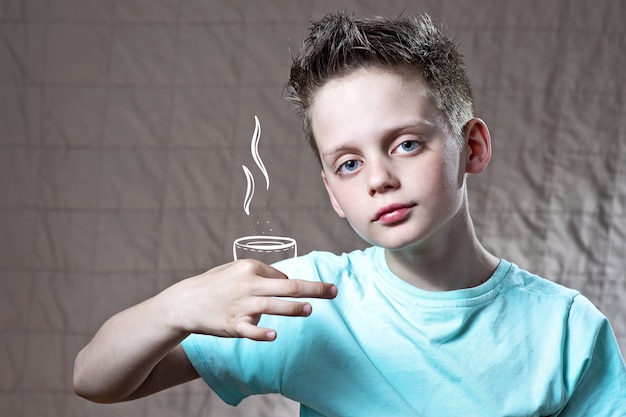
73, 12, 626, 416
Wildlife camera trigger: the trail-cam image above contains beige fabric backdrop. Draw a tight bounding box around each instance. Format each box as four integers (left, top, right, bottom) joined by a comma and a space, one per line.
1, 0, 624, 416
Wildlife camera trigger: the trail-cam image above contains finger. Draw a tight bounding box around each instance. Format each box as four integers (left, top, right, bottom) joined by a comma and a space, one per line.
251, 297, 313, 317
255, 279, 338, 299
233, 259, 289, 280
235, 321, 277, 342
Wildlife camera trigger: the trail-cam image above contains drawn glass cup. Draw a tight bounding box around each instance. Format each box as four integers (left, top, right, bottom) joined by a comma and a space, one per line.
233, 236, 298, 274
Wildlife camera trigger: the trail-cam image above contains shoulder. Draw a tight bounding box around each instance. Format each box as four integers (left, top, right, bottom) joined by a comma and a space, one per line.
494, 262, 599, 337
500, 261, 581, 303
500, 261, 612, 345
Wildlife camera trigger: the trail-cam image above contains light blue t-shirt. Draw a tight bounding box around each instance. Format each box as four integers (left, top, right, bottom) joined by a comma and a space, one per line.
182, 247, 626, 416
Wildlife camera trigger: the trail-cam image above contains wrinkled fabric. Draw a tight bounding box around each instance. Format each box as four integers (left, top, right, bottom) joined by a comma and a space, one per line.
2, 1, 625, 416
183, 248, 626, 416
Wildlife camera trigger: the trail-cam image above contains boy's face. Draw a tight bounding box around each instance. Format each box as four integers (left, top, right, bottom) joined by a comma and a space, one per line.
310, 68, 471, 251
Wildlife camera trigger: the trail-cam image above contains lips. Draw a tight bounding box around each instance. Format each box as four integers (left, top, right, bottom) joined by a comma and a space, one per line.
373, 203, 416, 224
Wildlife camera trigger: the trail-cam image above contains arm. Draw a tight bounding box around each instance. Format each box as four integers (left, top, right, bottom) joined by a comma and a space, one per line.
73, 259, 337, 403
556, 295, 626, 415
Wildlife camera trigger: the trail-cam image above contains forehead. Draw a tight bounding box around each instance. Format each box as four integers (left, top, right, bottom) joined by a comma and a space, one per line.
309, 67, 445, 152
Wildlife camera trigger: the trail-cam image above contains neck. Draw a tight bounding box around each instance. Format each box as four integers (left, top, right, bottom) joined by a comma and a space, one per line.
384, 206, 499, 292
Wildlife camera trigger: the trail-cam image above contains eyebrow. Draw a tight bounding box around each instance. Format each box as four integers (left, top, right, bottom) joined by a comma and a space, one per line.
320, 119, 438, 159
321, 145, 358, 160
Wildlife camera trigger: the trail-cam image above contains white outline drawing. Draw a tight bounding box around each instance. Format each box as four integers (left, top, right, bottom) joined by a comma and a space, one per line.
241, 115, 269, 215
234, 116, 298, 272
250, 115, 269, 190
242, 165, 255, 216
232, 236, 297, 261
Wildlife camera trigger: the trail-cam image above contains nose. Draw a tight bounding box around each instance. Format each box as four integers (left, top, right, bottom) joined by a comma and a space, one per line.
367, 159, 399, 196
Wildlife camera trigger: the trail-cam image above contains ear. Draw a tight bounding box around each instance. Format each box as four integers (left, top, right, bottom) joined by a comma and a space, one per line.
463, 118, 492, 174
321, 170, 346, 218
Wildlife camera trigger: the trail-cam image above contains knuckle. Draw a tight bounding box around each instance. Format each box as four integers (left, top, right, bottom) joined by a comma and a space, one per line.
283, 280, 301, 297
253, 297, 271, 312
227, 322, 241, 338
236, 258, 259, 273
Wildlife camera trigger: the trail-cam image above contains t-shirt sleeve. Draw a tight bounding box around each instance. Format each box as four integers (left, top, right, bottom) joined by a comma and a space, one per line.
180, 255, 325, 406
181, 334, 250, 405
181, 312, 300, 406
556, 294, 626, 415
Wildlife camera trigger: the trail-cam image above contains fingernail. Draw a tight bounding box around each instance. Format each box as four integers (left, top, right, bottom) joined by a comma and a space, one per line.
303, 303, 312, 316
330, 285, 338, 298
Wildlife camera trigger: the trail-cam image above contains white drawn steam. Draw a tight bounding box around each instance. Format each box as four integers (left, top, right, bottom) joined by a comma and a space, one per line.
241, 166, 255, 215
234, 116, 298, 274
242, 116, 270, 215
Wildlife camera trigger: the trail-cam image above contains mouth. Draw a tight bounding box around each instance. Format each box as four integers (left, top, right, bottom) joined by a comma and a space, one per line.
373, 203, 416, 225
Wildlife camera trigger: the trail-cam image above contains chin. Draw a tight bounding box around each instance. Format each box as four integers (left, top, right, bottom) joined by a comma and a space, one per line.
352, 221, 430, 250
381, 241, 420, 252
361, 233, 422, 251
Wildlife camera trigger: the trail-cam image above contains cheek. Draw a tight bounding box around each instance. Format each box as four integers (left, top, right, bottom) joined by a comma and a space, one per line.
418, 158, 463, 205
437, 147, 465, 190
444, 162, 463, 190
329, 182, 368, 221
324, 179, 350, 216
331, 183, 356, 209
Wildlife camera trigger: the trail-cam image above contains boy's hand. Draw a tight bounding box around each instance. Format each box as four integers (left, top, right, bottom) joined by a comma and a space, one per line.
162, 259, 338, 342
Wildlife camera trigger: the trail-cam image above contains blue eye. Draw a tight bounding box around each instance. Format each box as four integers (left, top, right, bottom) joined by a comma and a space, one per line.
396, 140, 421, 154
338, 160, 360, 175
